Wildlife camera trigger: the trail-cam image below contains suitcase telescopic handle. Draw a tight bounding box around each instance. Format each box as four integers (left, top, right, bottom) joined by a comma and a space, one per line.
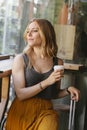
68, 100, 76, 130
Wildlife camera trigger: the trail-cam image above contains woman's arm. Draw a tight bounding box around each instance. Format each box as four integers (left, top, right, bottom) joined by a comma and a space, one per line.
12, 55, 63, 101
57, 85, 80, 102
12, 54, 45, 100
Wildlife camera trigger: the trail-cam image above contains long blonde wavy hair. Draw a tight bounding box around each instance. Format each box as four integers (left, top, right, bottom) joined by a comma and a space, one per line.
23, 18, 58, 58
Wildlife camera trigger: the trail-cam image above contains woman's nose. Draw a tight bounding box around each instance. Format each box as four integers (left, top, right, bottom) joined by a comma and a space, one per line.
28, 31, 32, 36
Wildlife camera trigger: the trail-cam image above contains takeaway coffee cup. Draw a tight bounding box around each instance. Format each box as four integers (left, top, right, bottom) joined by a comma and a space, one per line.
54, 65, 64, 71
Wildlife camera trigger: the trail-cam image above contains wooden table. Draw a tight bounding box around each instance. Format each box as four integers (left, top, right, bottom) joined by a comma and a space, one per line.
0, 54, 14, 60
0, 58, 13, 72
64, 62, 83, 71
0, 55, 10, 60
0, 58, 14, 102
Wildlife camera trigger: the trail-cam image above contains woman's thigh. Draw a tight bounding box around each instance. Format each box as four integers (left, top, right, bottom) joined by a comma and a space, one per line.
37, 110, 59, 130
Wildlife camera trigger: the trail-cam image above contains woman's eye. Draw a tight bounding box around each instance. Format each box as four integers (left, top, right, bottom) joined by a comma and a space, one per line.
33, 29, 38, 32
27, 31, 29, 33
26, 29, 38, 34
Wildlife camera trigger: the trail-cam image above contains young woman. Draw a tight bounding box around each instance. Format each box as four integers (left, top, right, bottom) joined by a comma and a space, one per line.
5, 18, 80, 130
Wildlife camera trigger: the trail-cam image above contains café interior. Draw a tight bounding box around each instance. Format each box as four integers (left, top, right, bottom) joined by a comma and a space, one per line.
0, 0, 87, 130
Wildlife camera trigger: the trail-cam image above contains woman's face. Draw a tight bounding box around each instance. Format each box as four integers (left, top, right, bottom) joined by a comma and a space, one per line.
26, 21, 42, 47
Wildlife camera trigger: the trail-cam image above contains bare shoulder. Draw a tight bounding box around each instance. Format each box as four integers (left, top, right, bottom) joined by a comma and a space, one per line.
12, 53, 24, 70
13, 54, 24, 64
14, 53, 23, 61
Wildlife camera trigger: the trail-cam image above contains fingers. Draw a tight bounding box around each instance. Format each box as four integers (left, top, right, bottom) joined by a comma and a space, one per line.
53, 70, 64, 79
71, 91, 80, 102
71, 94, 78, 102
68, 87, 80, 102
54, 69, 64, 74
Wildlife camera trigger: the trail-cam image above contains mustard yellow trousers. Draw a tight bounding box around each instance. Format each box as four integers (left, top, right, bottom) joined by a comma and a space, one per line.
5, 97, 59, 130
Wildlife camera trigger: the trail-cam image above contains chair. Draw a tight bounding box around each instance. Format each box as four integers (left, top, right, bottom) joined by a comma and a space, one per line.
53, 99, 76, 130
0, 70, 12, 129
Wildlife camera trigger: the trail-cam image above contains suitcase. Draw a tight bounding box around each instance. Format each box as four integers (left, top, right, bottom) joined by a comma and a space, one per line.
68, 100, 76, 130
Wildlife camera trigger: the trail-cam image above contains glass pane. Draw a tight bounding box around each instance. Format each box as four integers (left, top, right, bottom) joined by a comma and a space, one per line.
0, 0, 64, 54
0, 0, 22, 54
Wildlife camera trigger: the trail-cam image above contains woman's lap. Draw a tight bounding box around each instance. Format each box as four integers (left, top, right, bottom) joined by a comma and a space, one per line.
5, 97, 59, 130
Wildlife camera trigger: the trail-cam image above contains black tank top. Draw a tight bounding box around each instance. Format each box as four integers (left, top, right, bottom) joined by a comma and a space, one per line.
23, 53, 59, 99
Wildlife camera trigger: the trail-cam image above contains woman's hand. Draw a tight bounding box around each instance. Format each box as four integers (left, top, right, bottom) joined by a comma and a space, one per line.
68, 86, 80, 102
46, 69, 64, 86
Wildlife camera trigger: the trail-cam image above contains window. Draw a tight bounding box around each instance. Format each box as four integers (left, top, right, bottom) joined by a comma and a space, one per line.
0, 0, 65, 54
0, 0, 22, 54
